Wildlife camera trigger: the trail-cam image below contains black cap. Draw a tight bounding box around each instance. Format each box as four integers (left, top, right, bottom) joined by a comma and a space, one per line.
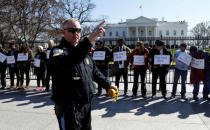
155, 40, 164, 46
190, 46, 197, 53
180, 43, 187, 48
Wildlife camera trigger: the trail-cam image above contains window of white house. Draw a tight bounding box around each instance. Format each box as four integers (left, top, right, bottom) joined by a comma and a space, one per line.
116, 31, 119, 37
132, 31, 135, 37
123, 31, 126, 37
166, 30, 169, 36
159, 30, 162, 36
149, 30, 152, 36
181, 30, 184, 35
140, 31, 144, 36
109, 32, 112, 36
173, 30, 176, 36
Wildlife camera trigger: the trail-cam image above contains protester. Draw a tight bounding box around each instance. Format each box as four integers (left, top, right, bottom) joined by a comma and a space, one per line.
170, 43, 189, 100
0, 44, 7, 89
190, 46, 210, 100
93, 40, 112, 96
18, 43, 33, 90
34, 46, 46, 91
128, 41, 149, 98
7, 43, 20, 89
45, 40, 55, 91
49, 18, 117, 130
147, 40, 172, 99
112, 38, 131, 95
202, 51, 210, 100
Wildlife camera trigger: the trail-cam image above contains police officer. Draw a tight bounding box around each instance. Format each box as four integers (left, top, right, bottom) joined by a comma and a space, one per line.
148, 40, 172, 99
49, 19, 117, 130
0, 44, 7, 89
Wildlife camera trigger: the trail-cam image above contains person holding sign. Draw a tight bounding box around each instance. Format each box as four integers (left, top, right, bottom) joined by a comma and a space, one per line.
50, 19, 117, 130
34, 46, 47, 91
45, 40, 55, 91
147, 40, 172, 99
0, 44, 7, 89
190, 46, 210, 100
128, 41, 149, 98
112, 38, 131, 95
7, 43, 20, 89
93, 40, 112, 96
18, 43, 33, 90
202, 51, 210, 100
170, 43, 189, 100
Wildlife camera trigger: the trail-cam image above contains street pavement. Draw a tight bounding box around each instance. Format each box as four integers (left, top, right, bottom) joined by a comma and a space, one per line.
0, 80, 210, 130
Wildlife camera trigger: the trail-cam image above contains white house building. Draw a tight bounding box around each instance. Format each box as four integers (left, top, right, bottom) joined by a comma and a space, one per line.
102, 16, 188, 46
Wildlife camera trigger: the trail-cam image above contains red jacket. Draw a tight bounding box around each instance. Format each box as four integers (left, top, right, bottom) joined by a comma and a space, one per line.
128, 48, 149, 69
190, 54, 204, 84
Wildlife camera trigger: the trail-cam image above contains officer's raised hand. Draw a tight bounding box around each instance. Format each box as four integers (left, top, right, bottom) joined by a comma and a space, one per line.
88, 21, 105, 43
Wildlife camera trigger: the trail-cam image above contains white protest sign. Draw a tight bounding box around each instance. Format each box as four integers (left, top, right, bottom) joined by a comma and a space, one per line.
113, 51, 127, 62
34, 58, 41, 67
93, 51, 106, 60
154, 55, 170, 65
191, 58, 204, 69
17, 53, 28, 61
46, 50, 51, 59
133, 55, 145, 65
177, 52, 192, 66
7, 56, 15, 64
0, 52, 6, 63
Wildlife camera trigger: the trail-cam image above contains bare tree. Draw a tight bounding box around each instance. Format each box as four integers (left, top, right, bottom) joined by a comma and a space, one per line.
191, 21, 210, 48
57, 0, 106, 37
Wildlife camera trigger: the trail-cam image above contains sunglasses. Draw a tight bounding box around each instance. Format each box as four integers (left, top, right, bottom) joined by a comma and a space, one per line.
64, 28, 81, 33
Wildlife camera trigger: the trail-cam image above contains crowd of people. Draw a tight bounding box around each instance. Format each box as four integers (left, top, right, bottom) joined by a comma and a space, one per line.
0, 35, 210, 101
1, 19, 210, 130
0, 40, 55, 92
92, 38, 210, 101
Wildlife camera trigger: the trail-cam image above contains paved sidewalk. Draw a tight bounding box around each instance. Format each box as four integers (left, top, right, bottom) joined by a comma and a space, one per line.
0, 81, 209, 130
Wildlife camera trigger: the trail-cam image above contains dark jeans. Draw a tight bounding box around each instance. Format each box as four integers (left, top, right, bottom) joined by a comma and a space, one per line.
36, 70, 45, 87
9, 67, 20, 86
20, 68, 30, 86
132, 68, 146, 96
203, 76, 210, 97
55, 103, 92, 130
152, 68, 168, 96
115, 68, 128, 94
0, 67, 6, 88
172, 68, 188, 97
46, 67, 52, 90
97, 69, 109, 94
193, 76, 210, 97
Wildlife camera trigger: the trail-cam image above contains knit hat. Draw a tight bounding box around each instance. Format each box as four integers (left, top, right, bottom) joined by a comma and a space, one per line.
155, 40, 164, 46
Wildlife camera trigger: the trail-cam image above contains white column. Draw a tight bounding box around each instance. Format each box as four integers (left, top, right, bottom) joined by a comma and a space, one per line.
127, 27, 129, 38
145, 26, 148, 37
136, 27, 139, 38
154, 27, 157, 37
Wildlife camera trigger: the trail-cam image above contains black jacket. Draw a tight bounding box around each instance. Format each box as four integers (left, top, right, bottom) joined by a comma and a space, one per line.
93, 46, 112, 70
34, 52, 46, 73
7, 48, 19, 69
0, 48, 7, 69
147, 48, 172, 72
49, 37, 110, 104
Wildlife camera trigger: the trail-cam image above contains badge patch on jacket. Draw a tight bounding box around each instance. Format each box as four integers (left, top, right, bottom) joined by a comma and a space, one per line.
85, 58, 89, 65
53, 48, 64, 56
